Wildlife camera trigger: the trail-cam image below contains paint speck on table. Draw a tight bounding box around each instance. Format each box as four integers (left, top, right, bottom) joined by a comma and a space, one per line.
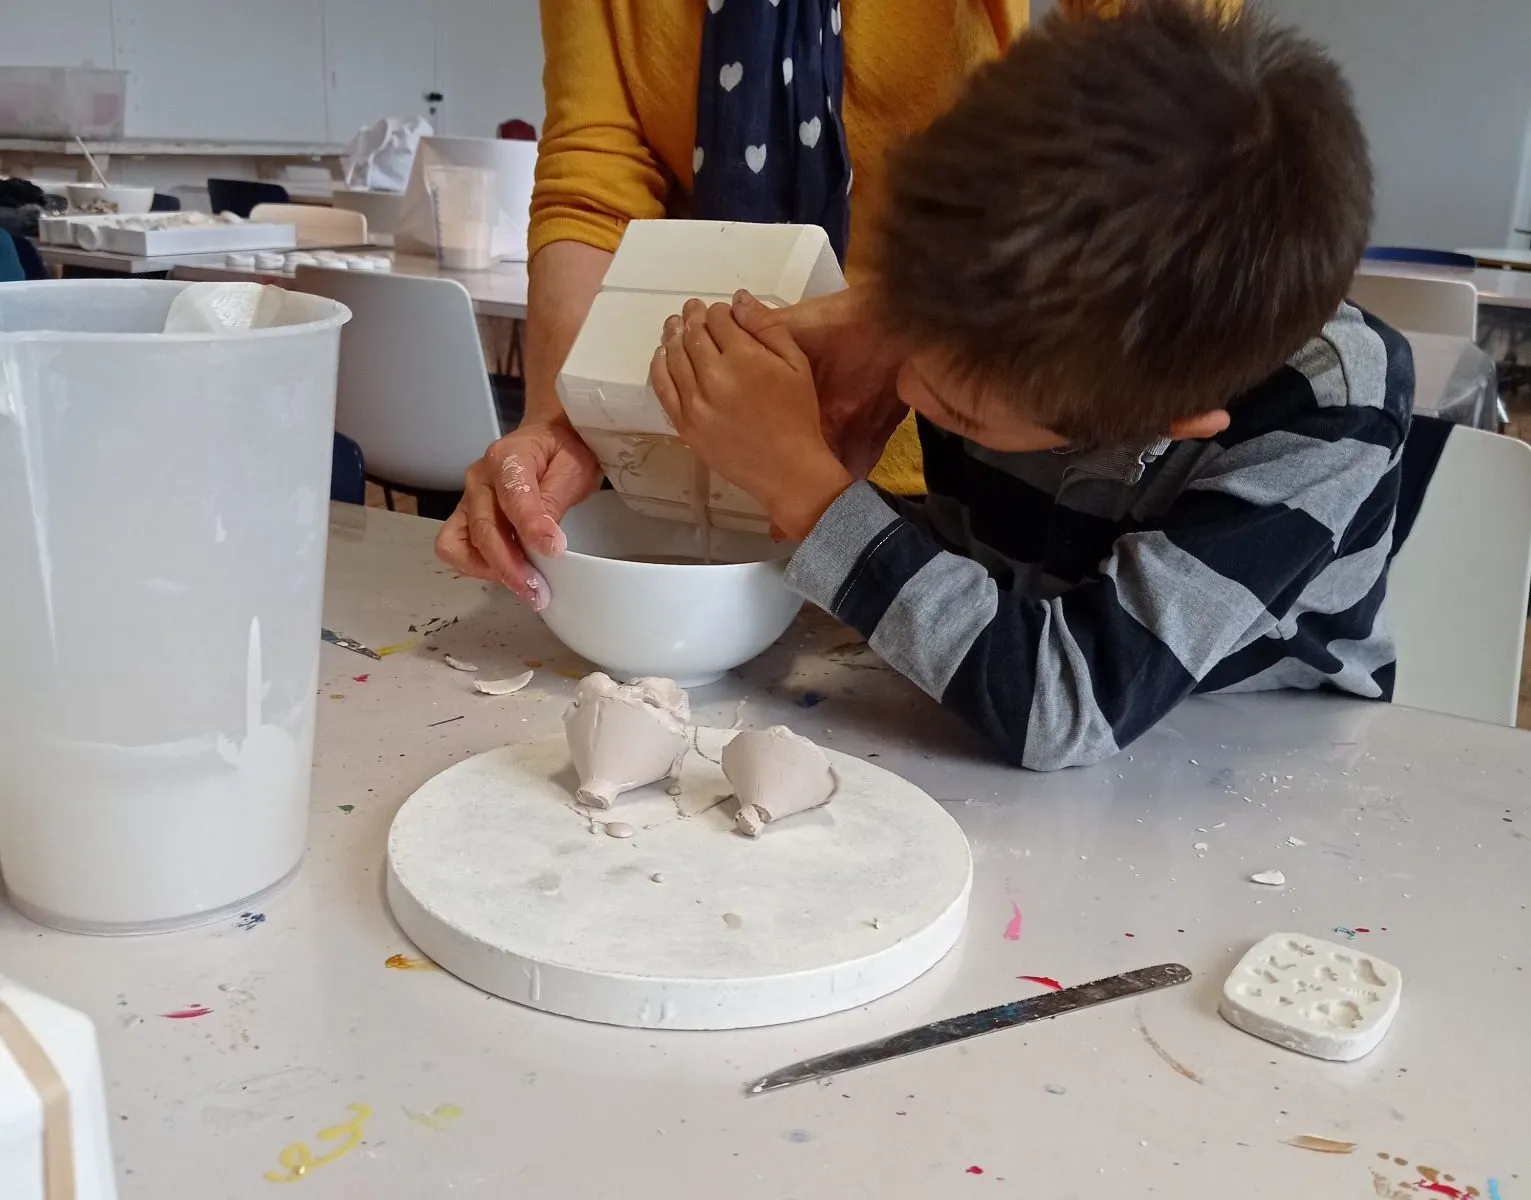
235, 911, 265, 932
338, 804, 355, 814
1044, 1084, 1067, 1095
384, 954, 439, 971
798, 691, 826, 708
783, 1128, 815, 1144
1003, 901, 1023, 941
1018, 975, 1062, 991
1124, 932, 1136, 938
352, 674, 370, 684
1284, 1135, 1355, 1154
965, 1166, 985, 1176
162, 1006, 213, 1020
376, 641, 416, 657
404, 1104, 464, 1132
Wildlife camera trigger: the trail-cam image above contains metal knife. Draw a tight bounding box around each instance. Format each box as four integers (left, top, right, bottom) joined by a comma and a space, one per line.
321, 628, 381, 660
746, 962, 1191, 1095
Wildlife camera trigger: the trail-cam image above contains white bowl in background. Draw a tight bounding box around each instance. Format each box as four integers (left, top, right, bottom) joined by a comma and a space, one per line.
65, 182, 154, 215
527, 492, 803, 688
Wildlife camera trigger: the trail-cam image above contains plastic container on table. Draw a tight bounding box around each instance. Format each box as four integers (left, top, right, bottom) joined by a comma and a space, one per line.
0, 67, 127, 140
0, 280, 350, 934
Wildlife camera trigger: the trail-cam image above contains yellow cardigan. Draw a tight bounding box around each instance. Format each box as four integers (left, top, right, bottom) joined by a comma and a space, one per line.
530, 0, 1235, 493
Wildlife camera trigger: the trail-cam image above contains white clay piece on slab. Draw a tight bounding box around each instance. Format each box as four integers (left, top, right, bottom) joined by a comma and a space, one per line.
1250, 869, 1287, 887
564, 673, 691, 809
722, 726, 837, 838
1219, 933, 1402, 1061
474, 670, 534, 696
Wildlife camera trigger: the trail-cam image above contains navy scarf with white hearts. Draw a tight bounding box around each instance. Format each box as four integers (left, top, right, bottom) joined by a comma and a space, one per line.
693, 0, 853, 265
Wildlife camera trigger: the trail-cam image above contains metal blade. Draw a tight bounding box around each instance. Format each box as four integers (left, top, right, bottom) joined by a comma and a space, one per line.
322, 628, 381, 660
746, 962, 1192, 1095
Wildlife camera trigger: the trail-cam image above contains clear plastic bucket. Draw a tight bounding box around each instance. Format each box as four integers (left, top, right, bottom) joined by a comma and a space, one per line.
0, 281, 350, 934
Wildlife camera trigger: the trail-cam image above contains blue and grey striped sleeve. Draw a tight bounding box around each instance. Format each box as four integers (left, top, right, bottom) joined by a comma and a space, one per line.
784, 331, 1409, 769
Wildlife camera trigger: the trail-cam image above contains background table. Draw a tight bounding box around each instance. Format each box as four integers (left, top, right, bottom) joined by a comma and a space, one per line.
1, 505, 1525, 1198
1357, 259, 1531, 311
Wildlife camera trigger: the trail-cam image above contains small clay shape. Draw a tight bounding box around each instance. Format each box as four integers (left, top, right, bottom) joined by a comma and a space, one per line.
564, 673, 690, 809
722, 726, 836, 838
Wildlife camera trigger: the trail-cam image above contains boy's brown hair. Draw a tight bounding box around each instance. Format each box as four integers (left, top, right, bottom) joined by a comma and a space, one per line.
876, 0, 1373, 445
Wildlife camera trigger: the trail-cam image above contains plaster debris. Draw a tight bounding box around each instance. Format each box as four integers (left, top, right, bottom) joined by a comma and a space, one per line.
474, 670, 534, 696
1250, 870, 1287, 887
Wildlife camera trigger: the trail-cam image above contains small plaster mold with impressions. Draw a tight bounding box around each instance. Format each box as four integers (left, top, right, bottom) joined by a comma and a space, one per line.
564, 673, 690, 809
722, 726, 837, 838
1219, 933, 1402, 1061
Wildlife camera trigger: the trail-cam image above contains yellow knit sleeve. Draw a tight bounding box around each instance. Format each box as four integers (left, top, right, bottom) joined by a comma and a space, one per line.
529, 0, 671, 260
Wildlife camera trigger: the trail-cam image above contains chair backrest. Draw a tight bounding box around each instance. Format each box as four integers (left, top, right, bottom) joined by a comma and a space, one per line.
330, 432, 367, 505
1386, 421, 1531, 727
207, 178, 289, 218
248, 203, 367, 247
293, 266, 501, 491
1348, 272, 1478, 339
1364, 246, 1479, 269
150, 192, 181, 212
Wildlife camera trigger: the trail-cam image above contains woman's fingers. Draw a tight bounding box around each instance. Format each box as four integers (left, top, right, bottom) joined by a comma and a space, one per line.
458, 464, 550, 610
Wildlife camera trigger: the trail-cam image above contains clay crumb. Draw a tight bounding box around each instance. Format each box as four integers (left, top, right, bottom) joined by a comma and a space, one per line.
666, 784, 683, 796
723, 912, 744, 930
604, 822, 635, 840
650, 872, 665, 884
1251, 869, 1287, 887
443, 654, 478, 672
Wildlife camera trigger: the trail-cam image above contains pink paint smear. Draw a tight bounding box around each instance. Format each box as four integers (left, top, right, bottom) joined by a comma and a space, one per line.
162, 1006, 213, 1020
1018, 975, 1062, 991
1003, 902, 1022, 941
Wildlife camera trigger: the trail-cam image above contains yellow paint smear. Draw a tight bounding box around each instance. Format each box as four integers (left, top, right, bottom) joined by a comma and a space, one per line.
384, 954, 439, 972
375, 641, 416, 657
1286, 1135, 1357, 1154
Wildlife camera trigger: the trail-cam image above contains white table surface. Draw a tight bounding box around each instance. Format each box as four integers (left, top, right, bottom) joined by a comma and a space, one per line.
1460, 247, 1531, 272
175, 253, 529, 320
1, 504, 1526, 1199
1358, 259, 1531, 311
0, 137, 343, 159
39, 246, 530, 319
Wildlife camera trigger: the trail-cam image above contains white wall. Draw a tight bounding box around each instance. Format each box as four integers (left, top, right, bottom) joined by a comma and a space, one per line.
1265, 0, 1531, 250
5, 0, 544, 144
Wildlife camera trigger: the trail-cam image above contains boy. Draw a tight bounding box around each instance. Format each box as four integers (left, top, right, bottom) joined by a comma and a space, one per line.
650, 0, 1414, 770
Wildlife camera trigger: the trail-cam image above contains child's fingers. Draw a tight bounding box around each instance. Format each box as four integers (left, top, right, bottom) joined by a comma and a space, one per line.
680, 298, 723, 374
650, 344, 688, 429
662, 321, 703, 414
704, 301, 755, 356
731, 290, 809, 370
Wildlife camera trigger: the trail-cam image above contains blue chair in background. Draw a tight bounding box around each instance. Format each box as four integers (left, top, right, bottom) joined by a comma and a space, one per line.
1364, 246, 1478, 269
0, 230, 45, 282
207, 179, 289, 219
330, 433, 367, 506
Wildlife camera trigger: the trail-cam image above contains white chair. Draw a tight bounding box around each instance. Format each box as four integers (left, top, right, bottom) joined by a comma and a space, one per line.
293, 266, 502, 498
1387, 422, 1531, 727
331, 188, 404, 237
249, 203, 368, 248
1348, 272, 1478, 339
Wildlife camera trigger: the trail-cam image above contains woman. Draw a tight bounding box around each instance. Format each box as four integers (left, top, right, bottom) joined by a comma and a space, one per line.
435, 0, 1216, 603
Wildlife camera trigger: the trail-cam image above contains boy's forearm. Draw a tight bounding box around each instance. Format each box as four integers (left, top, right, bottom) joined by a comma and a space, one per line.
784, 484, 1200, 771
523, 241, 614, 425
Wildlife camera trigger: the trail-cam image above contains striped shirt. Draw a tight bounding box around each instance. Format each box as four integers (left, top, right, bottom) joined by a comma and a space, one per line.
785, 304, 1417, 769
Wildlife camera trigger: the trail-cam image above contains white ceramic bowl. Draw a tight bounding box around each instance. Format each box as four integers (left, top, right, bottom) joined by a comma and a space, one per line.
65, 182, 154, 216
527, 492, 803, 688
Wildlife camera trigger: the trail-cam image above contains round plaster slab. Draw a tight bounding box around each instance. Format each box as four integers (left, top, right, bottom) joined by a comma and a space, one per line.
385, 728, 972, 1029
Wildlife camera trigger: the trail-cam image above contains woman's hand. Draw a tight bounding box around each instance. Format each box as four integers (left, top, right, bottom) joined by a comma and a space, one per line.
651, 298, 852, 541
434, 418, 602, 610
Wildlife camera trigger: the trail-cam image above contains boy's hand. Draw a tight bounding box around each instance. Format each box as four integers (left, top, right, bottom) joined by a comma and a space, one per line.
650, 298, 852, 541
738, 289, 908, 479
